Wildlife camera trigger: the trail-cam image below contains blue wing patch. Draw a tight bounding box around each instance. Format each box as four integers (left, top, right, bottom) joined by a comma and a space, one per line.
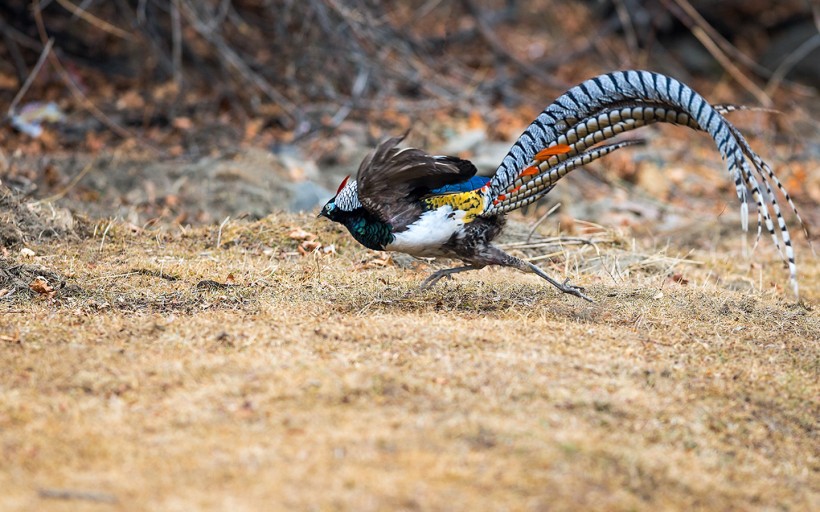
428, 176, 490, 195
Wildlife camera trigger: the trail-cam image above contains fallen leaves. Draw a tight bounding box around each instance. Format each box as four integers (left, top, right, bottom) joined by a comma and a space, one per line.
668, 273, 690, 285
287, 228, 315, 241
356, 253, 392, 270
29, 277, 56, 298
288, 227, 336, 257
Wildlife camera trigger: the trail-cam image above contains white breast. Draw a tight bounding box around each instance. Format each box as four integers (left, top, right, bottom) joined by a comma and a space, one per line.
385, 206, 465, 257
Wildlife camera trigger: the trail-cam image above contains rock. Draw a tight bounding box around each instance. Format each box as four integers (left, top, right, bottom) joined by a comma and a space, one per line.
470, 142, 513, 175
287, 181, 334, 213
440, 129, 486, 155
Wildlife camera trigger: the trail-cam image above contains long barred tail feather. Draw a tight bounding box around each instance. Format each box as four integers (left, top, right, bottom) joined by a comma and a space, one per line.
484, 140, 645, 215
484, 70, 803, 296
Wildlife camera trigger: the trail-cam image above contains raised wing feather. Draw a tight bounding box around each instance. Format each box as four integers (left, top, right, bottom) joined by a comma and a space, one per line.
356, 136, 477, 229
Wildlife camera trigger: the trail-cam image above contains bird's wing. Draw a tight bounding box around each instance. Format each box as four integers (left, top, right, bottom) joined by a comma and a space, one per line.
356, 136, 477, 228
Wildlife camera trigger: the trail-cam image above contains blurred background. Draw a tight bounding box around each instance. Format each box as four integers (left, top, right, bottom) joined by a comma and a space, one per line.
1, 0, 818, 233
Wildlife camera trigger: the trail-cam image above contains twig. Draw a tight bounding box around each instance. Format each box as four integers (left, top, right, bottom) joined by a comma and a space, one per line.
216, 216, 230, 249
690, 25, 771, 106
661, 0, 771, 106
1, 20, 29, 82
36, 157, 96, 203
6, 38, 53, 119
667, 0, 776, 79
170, 0, 183, 88
178, 0, 299, 126
99, 220, 113, 253
764, 34, 820, 96
31, 1, 158, 150
54, 0, 133, 40
526, 202, 562, 243
613, 0, 639, 59
460, 0, 567, 89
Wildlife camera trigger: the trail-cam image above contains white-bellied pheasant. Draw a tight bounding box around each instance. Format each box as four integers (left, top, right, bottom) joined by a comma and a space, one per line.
319, 70, 806, 301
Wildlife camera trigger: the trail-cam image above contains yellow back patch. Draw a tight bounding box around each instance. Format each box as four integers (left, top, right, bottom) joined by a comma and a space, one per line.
422, 190, 486, 222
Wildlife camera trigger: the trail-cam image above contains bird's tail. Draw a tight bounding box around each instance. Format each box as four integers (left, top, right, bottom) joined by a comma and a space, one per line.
481, 70, 808, 296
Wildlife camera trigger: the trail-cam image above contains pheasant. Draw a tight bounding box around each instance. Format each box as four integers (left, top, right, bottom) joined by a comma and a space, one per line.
319, 70, 806, 301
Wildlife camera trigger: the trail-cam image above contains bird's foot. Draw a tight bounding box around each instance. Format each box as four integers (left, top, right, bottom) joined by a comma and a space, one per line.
420, 265, 481, 290
419, 271, 450, 290
556, 278, 594, 303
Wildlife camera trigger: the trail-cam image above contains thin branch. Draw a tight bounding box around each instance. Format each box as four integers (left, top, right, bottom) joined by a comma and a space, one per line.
54, 0, 133, 40
526, 202, 562, 243
667, 0, 775, 79
764, 33, 820, 96
178, 0, 299, 127
460, 0, 567, 89
170, 0, 183, 88
36, 157, 97, 203
6, 37, 53, 119
662, 0, 771, 106
31, 0, 159, 151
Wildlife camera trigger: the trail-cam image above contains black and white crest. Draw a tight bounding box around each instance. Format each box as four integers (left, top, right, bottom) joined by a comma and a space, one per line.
334, 178, 362, 212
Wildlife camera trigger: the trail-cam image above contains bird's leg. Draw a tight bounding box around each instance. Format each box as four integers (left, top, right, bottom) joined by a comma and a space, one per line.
420, 265, 483, 289
517, 260, 593, 302
477, 245, 594, 302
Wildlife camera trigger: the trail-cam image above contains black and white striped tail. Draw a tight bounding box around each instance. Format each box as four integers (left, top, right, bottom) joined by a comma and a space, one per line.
485, 70, 805, 296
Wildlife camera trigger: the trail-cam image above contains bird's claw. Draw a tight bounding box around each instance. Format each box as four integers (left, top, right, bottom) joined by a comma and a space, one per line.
420, 272, 453, 290
558, 278, 594, 303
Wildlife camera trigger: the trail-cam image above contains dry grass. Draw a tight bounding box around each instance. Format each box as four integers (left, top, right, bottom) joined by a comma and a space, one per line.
1, 213, 818, 511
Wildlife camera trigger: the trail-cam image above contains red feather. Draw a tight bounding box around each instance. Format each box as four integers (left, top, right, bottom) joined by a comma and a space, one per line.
336, 175, 350, 195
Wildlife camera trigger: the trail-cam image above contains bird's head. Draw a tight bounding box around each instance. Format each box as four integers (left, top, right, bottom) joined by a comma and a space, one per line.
319, 175, 361, 222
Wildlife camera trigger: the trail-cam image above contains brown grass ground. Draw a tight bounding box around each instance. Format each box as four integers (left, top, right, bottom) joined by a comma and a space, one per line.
1, 213, 818, 511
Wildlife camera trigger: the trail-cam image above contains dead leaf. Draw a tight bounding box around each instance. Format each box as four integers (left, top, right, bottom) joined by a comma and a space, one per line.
172, 117, 193, 131
356, 253, 392, 269
226, 273, 236, 284
29, 277, 56, 298
244, 118, 264, 140
115, 90, 145, 110
298, 240, 323, 255
668, 273, 689, 285
288, 228, 316, 241
0, 333, 21, 344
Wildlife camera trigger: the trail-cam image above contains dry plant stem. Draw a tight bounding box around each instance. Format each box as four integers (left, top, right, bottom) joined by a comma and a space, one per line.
37, 158, 96, 204
613, 0, 639, 58
764, 33, 820, 96
177, 0, 299, 126
526, 202, 562, 243
31, 1, 158, 151
1, 20, 29, 82
661, 0, 771, 106
6, 37, 53, 118
459, 0, 567, 89
171, 0, 183, 89
54, 0, 132, 40
667, 0, 776, 80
